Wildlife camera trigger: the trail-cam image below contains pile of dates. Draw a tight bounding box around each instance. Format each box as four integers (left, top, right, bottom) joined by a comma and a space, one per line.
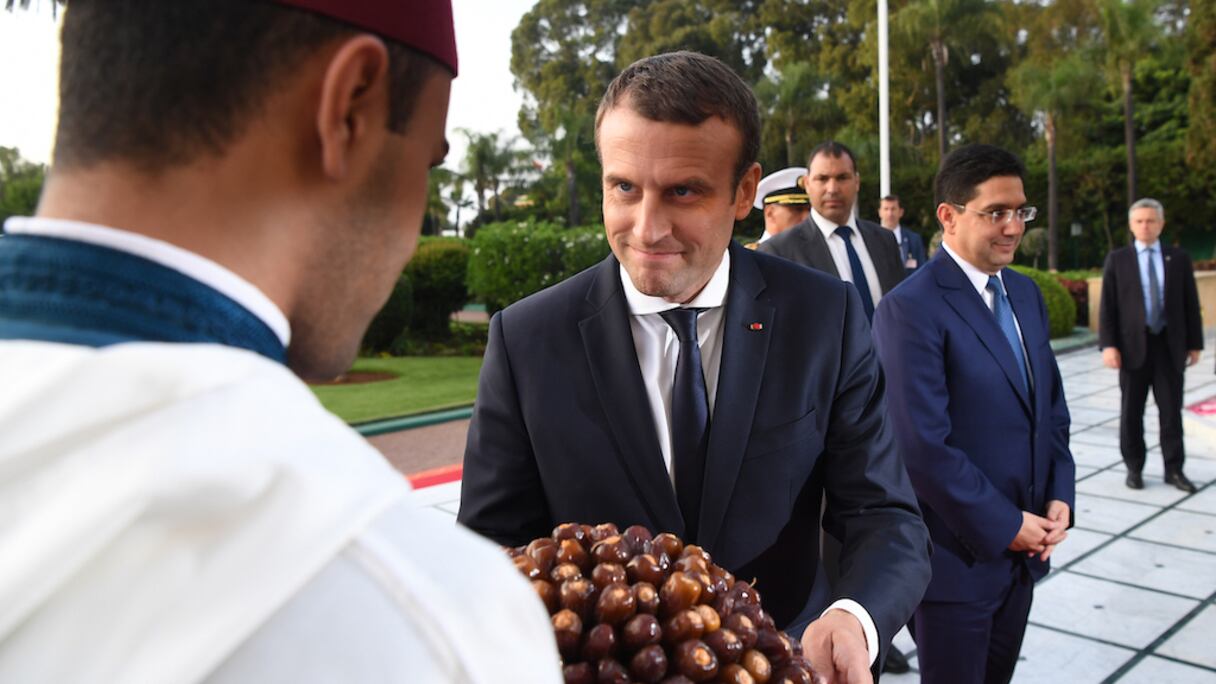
507, 522, 820, 684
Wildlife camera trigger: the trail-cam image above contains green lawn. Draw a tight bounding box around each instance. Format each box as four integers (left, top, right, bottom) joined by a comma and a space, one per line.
310, 356, 483, 424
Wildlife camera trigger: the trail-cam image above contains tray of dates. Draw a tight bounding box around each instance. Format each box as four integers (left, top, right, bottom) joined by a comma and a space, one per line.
507, 522, 821, 684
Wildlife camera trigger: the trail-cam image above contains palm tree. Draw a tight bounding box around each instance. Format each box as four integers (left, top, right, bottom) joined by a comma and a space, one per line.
460, 130, 516, 223
545, 106, 593, 227
1010, 54, 1101, 271
893, 0, 993, 161
754, 62, 843, 166
1096, 0, 1162, 207
448, 175, 473, 237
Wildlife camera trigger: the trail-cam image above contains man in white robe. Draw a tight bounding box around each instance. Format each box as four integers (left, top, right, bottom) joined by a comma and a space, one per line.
0, 1, 559, 681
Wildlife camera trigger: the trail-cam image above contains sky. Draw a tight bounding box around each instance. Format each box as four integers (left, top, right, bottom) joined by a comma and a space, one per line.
0, 0, 536, 171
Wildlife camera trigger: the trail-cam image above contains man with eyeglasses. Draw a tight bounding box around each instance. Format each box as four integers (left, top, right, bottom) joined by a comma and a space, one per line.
872, 144, 1075, 684
1099, 198, 1203, 494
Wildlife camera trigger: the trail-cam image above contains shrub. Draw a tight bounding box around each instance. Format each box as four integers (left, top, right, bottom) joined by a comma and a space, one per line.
406, 237, 470, 339
361, 274, 413, 354
1010, 265, 1075, 339
467, 219, 610, 313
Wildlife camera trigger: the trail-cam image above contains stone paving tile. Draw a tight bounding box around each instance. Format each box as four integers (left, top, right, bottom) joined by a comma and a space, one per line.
1130, 509, 1216, 553
1073, 493, 1163, 535
1069, 406, 1121, 428
1069, 537, 1216, 600
1155, 605, 1216, 670
1070, 441, 1122, 469
1119, 656, 1216, 683
1177, 487, 1216, 515
409, 479, 461, 509
1076, 470, 1193, 507
1068, 393, 1124, 411
1050, 527, 1115, 569
1111, 455, 1216, 484
1030, 572, 1199, 649
1011, 625, 1136, 684
1071, 428, 1123, 449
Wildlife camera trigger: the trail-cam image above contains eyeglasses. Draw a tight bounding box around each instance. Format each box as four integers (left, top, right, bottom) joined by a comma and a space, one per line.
949, 203, 1037, 226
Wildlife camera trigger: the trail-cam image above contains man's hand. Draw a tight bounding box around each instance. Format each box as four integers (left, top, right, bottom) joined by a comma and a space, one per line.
1008, 511, 1062, 556
800, 609, 873, 684
1102, 347, 1122, 369
1039, 500, 1071, 561
1187, 350, 1201, 367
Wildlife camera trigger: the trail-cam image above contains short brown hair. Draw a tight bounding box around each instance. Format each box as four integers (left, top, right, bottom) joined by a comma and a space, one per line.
595, 51, 760, 187
55, 0, 441, 172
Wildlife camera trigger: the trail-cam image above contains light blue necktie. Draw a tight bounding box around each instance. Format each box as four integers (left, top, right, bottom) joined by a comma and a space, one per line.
1145, 246, 1165, 334
987, 275, 1029, 393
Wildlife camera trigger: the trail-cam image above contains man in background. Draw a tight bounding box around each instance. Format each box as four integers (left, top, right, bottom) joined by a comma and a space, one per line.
873, 144, 1074, 684
879, 194, 927, 275
745, 165, 809, 248
1099, 198, 1203, 493
758, 141, 904, 320
0, 1, 557, 681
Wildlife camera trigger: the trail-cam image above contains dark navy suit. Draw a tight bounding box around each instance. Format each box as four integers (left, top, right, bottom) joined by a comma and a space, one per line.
896, 226, 928, 274
872, 252, 1074, 683
459, 241, 931, 669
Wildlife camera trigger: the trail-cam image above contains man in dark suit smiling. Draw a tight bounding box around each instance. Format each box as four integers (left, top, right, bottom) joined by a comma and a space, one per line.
873, 144, 1075, 684
458, 51, 930, 683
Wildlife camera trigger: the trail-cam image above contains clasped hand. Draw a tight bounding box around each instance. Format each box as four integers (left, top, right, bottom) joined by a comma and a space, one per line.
1008, 500, 1070, 561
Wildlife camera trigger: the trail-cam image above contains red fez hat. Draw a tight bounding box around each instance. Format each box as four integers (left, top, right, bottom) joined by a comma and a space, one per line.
273, 0, 458, 75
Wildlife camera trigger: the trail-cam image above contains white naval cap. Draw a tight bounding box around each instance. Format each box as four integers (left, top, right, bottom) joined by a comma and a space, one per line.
753, 166, 809, 210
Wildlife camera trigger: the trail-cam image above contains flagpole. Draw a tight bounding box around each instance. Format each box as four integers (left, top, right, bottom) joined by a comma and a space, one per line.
878, 0, 891, 197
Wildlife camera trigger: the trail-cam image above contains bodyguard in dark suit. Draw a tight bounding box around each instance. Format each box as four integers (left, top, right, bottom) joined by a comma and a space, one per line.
459, 52, 931, 683
1099, 198, 1203, 493
757, 141, 904, 319
878, 194, 928, 274
872, 145, 1075, 684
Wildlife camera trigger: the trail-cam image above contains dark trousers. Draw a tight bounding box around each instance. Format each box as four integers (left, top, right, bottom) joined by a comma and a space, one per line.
1120, 331, 1186, 475
910, 566, 1034, 684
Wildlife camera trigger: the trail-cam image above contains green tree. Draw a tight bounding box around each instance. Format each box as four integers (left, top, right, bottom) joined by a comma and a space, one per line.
1096, 0, 1162, 206
616, 0, 766, 84
755, 62, 844, 166
1185, 0, 1216, 170
1010, 53, 1101, 271
460, 130, 517, 223
892, 0, 996, 160
0, 147, 46, 228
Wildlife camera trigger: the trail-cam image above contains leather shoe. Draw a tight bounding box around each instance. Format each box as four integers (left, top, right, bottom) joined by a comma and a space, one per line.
1165, 471, 1198, 494
882, 647, 911, 674
1126, 472, 1144, 489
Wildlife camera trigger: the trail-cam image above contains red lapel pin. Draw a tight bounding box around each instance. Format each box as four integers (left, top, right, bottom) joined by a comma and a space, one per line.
748, 322, 764, 331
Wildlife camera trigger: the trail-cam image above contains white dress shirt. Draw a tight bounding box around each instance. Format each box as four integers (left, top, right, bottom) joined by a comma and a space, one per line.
941, 242, 1031, 388
3, 216, 291, 346
620, 248, 879, 665
810, 208, 886, 306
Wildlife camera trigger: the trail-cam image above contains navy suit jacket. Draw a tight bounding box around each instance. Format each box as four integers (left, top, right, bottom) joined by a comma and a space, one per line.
459, 241, 930, 651
896, 227, 928, 274
872, 252, 1074, 603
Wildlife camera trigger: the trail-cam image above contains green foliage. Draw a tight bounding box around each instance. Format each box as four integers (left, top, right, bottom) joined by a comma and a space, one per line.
467, 220, 610, 313
361, 274, 413, 355
0, 147, 45, 227
405, 237, 471, 339
1010, 265, 1076, 339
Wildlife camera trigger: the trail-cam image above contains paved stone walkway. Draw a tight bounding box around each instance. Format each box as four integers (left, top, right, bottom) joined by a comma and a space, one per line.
403, 338, 1216, 683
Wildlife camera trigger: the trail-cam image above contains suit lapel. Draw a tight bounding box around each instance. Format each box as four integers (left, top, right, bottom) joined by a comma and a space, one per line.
858, 220, 900, 294
797, 219, 841, 277
698, 243, 774, 553
579, 258, 685, 535
934, 256, 1032, 415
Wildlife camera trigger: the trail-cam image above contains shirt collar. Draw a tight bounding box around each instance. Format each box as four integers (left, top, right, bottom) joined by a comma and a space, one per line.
3, 216, 291, 346
941, 241, 1005, 297
620, 249, 731, 315
811, 207, 858, 239
1134, 239, 1160, 253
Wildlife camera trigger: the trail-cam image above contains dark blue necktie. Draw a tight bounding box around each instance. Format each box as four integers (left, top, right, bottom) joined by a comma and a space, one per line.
834, 225, 875, 320
987, 276, 1029, 393
1145, 247, 1165, 334
659, 307, 709, 542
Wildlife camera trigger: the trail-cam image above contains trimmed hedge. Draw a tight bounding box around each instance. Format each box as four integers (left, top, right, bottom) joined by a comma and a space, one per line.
406, 237, 470, 338
361, 274, 413, 354
467, 219, 610, 313
1010, 265, 1075, 339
